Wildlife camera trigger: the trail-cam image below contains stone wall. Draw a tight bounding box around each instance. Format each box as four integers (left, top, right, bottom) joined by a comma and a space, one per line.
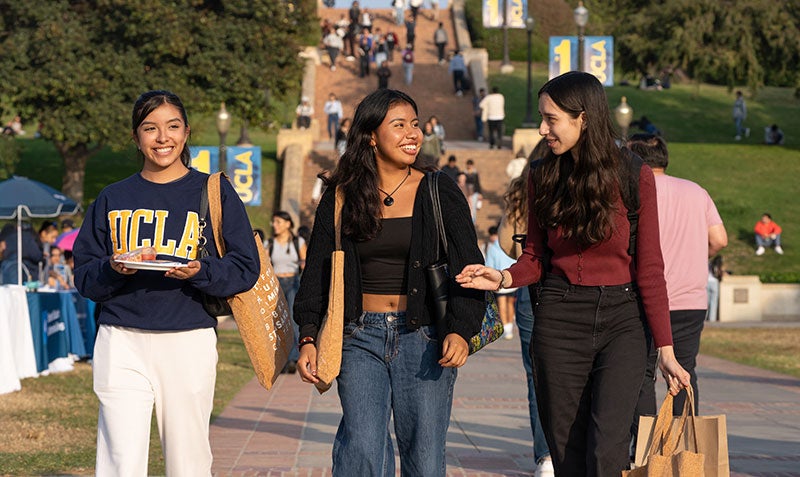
720, 275, 800, 322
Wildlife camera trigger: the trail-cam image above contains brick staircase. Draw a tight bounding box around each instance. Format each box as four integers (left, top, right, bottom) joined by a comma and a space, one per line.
304, 7, 516, 241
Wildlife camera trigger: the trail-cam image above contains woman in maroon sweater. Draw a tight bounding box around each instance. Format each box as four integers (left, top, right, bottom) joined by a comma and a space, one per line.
456, 72, 690, 477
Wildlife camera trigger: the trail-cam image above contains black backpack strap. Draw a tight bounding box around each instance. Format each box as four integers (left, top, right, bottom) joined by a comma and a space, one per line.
624, 151, 644, 258
292, 236, 301, 255
267, 237, 274, 255
198, 176, 210, 256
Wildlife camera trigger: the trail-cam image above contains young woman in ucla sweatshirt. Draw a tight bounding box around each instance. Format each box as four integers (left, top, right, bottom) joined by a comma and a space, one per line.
73, 90, 259, 476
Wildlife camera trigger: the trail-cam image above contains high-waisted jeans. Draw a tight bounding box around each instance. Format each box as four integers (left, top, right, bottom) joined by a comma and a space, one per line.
532, 275, 648, 477
333, 311, 456, 477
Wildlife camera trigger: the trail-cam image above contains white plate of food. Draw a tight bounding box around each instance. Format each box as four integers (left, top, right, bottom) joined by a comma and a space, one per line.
115, 260, 188, 271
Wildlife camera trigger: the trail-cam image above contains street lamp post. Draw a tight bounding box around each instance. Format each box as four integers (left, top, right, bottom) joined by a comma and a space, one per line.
500, 0, 514, 73
216, 102, 231, 173
521, 16, 536, 128
614, 96, 634, 139
573, 1, 589, 73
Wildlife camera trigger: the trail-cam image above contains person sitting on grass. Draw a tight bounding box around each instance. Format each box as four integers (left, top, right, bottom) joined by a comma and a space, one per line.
754, 212, 783, 255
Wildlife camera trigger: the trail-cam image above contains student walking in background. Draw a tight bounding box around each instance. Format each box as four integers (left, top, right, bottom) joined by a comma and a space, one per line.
73, 90, 260, 476
463, 159, 482, 223
294, 89, 485, 476
296, 96, 314, 129
324, 93, 343, 141
323, 26, 344, 71
401, 44, 414, 85
627, 134, 727, 440
480, 86, 505, 149
456, 72, 689, 477
483, 225, 517, 340
377, 58, 392, 89
433, 22, 448, 64
268, 211, 307, 374
473, 87, 486, 141
448, 50, 467, 96
732, 90, 749, 140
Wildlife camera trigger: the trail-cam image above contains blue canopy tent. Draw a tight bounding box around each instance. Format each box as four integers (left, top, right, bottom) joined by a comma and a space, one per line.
0, 176, 81, 285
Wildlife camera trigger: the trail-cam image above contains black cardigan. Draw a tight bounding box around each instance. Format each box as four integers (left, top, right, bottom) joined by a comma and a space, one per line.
294, 173, 485, 343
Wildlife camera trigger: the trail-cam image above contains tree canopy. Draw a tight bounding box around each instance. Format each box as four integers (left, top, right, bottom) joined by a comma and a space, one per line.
591, 0, 800, 92
0, 0, 315, 202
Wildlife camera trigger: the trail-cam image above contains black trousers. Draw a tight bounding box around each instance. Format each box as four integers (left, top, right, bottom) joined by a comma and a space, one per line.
532, 275, 647, 477
436, 42, 446, 62
633, 309, 705, 439
487, 119, 503, 148
453, 70, 465, 93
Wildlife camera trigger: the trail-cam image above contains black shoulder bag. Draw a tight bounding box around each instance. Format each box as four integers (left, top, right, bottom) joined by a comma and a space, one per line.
425, 171, 504, 354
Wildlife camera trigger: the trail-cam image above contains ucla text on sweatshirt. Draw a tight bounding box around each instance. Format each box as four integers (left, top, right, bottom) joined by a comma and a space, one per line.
74, 169, 259, 331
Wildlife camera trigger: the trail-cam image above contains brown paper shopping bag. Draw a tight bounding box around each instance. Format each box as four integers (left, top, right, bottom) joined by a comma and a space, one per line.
628, 387, 729, 477
313, 187, 345, 394
624, 388, 705, 477
207, 173, 294, 390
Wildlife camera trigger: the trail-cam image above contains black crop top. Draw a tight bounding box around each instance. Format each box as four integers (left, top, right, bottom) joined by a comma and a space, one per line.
356, 217, 412, 294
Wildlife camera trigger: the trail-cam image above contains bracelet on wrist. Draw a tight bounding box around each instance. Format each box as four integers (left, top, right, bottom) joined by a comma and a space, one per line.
298, 336, 316, 350
495, 270, 508, 292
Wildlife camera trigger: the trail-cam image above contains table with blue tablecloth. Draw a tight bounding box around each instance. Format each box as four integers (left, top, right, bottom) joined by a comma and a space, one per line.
26, 290, 95, 373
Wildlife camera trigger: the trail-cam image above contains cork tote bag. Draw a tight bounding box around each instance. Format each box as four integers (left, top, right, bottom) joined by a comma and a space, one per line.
313, 187, 345, 394
208, 173, 294, 390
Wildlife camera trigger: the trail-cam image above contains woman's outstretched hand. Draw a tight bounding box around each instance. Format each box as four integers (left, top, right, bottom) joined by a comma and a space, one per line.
455, 264, 502, 291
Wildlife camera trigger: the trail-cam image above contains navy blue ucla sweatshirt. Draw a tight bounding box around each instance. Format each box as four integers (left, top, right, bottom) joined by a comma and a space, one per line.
73, 169, 259, 331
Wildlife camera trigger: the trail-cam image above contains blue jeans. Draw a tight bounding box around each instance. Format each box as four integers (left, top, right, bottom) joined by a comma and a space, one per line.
734, 117, 744, 136
403, 63, 414, 85
515, 287, 551, 463
327, 113, 340, 140
474, 116, 484, 140
278, 275, 300, 361
333, 311, 456, 477
706, 275, 719, 322
755, 234, 781, 248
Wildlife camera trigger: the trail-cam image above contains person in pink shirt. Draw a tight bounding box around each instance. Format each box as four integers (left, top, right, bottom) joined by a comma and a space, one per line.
626, 134, 728, 441
754, 213, 783, 255
455, 72, 690, 477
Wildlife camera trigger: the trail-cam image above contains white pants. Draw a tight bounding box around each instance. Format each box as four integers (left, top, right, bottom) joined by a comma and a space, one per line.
93, 325, 217, 477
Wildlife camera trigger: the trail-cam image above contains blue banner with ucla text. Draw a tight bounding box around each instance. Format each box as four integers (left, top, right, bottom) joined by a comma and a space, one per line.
226, 146, 262, 207
189, 146, 220, 174
548, 36, 614, 86
482, 0, 528, 29
189, 146, 261, 206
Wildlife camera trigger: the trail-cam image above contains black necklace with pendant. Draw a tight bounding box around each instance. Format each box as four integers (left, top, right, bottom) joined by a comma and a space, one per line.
378, 167, 412, 206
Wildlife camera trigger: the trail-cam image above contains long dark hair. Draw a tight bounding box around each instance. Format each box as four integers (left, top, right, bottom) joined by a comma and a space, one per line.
131, 90, 192, 167
326, 89, 419, 241
532, 72, 624, 246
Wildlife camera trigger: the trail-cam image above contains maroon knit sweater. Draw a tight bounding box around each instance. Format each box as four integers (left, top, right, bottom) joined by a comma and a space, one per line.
507, 164, 673, 347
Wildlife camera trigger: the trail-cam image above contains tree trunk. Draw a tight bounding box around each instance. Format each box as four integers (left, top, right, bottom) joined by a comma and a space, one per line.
56, 142, 92, 204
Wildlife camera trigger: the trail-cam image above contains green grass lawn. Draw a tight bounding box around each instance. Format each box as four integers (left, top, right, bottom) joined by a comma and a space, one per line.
0, 330, 254, 476
492, 63, 800, 281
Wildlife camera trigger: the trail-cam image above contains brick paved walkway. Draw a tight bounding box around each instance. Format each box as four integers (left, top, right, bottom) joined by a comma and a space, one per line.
210, 324, 800, 476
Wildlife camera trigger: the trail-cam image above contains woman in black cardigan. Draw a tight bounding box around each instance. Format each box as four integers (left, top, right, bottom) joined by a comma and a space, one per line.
294, 89, 484, 477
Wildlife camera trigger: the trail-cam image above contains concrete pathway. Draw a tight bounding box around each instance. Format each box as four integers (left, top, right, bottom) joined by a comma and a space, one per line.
209, 324, 800, 476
